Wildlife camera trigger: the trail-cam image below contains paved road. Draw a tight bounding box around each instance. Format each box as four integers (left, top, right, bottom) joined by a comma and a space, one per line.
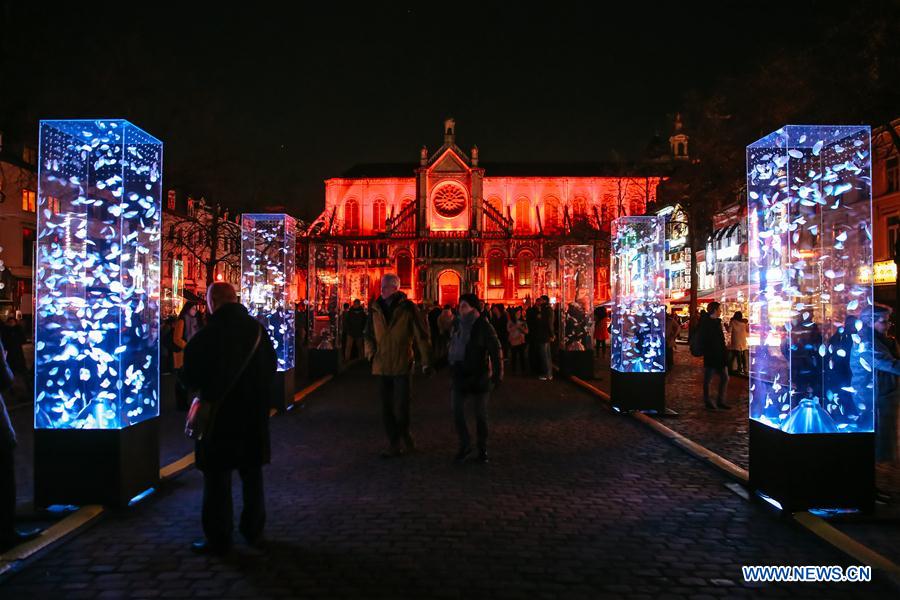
2, 365, 895, 598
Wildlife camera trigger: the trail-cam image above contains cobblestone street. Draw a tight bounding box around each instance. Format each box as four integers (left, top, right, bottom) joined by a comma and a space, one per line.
2, 365, 895, 598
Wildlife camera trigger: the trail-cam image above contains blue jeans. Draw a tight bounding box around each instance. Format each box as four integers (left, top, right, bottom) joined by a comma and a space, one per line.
703, 367, 728, 405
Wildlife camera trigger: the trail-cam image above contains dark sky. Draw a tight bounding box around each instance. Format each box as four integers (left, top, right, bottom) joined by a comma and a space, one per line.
0, 1, 871, 220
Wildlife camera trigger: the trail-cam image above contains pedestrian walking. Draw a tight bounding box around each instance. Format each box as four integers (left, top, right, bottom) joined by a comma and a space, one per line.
851, 306, 900, 502
728, 311, 749, 375
507, 306, 529, 374
364, 274, 433, 458
527, 295, 555, 381
699, 301, 730, 410
665, 309, 680, 370
344, 299, 367, 361
0, 338, 39, 551
181, 282, 277, 555
173, 302, 202, 411
1, 318, 26, 376
595, 306, 610, 358
449, 293, 502, 463
490, 304, 510, 360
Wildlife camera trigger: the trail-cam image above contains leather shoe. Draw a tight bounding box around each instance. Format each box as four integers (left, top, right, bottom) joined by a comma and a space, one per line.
190, 539, 231, 555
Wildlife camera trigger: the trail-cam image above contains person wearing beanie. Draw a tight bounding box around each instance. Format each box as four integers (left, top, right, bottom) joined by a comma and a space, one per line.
448, 293, 502, 463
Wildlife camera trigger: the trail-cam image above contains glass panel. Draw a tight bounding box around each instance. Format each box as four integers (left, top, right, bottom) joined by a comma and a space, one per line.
308, 243, 341, 350
241, 213, 297, 372
35, 119, 162, 429
747, 125, 874, 433
559, 245, 594, 350
610, 216, 666, 373
530, 258, 558, 303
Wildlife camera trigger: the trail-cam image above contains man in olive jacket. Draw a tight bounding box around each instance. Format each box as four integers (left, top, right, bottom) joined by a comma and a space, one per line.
182, 282, 277, 554
365, 274, 432, 457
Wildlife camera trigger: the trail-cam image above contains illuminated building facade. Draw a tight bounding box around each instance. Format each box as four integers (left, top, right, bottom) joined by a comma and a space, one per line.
0, 132, 38, 324
306, 120, 664, 307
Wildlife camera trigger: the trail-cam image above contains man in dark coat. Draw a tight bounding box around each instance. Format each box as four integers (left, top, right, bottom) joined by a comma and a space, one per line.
344, 299, 367, 361
182, 282, 277, 554
448, 293, 502, 463
699, 301, 730, 410
527, 296, 555, 381
0, 338, 39, 551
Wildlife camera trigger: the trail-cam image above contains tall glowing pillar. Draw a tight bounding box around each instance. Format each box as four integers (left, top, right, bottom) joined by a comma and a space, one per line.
610, 216, 666, 411
557, 245, 595, 380
307, 243, 342, 378
241, 213, 296, 408
34, 119, 162, 506
747, 125, 874, 511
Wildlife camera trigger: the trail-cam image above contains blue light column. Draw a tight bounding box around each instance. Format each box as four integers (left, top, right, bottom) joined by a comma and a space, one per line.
609, 216, 666, 411
34, 119, 162, 506
747, 125, 874, 511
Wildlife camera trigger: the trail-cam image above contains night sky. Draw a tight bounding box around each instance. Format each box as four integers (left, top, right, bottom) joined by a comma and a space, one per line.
0, 2, 889, 219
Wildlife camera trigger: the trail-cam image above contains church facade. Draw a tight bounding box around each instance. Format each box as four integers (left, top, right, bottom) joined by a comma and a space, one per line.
306, 119, 665, 307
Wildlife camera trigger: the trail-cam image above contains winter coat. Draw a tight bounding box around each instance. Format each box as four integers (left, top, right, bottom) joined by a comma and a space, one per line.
364, 292, 432, 376
181, 303, 277, 471
729, 319, 749, 351
172, 314, 200, 370
527, 304, 554, 344
1, 325, 26, 374
345, 306, 367, 339
850, 329, 900, 462
0, 339, 16, 448
507, 319, 528, 347
700, 314, 728, 369
449, 315, 503, 393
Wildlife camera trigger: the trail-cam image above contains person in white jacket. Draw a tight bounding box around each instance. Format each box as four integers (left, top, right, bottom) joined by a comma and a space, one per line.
728, 311, 749, 375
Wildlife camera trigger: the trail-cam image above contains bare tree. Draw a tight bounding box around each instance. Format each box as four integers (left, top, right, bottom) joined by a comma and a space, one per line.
164, 199, 241, 289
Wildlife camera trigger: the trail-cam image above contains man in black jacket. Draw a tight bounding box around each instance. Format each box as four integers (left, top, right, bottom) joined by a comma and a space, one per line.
448, 293, 503, 463
344, 299, 367, 361
700, 301, 730, 410
182, 282, 278, 554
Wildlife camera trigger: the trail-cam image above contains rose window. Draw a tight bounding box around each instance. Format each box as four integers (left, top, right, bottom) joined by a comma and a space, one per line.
432, 185, 467, 218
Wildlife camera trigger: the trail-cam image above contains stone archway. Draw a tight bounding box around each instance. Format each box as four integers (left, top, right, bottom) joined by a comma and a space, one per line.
437, 269, 461, 308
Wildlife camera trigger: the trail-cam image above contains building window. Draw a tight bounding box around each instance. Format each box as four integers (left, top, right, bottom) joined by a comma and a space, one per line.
432, 184, 467, 218
516, 253, 532, 287
22, 227, 35, 266
888, 216, 900, 256
485, 197, 503, 231
887, 156, 900, 194
515, 198, 531, 232
167, 190, 176, 211
573, 197, 587, 222
396, 252, 413, 288
47, 196, 60, 214
373, 198, 386, 232
487, 253, 505, 288
544, 197, 560, 232
344, 199, 360, 233
22, 189, 36, 212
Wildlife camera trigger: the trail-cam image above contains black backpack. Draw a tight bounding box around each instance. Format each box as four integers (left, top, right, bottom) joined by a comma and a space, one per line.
688, 325, 704, 357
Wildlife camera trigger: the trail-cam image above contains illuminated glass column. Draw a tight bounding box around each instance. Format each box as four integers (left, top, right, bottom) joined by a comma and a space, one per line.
610, 216, 666, 411
241, 213, 296, 409
747, 125, 874, 511
34, 119, 162, 506
557, 245, 595, 379
530, 258, 558, 304
307, 243, 342, 377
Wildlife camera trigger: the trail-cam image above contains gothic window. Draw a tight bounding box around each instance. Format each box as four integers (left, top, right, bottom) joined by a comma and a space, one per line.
516, 252, 533, 287
515, 197, 531, 232
344, 199, 360, 233
397, 252, 413, 288
432, 184, 467, 218
487, 252, 505, 288
373, 198, 386, 232
573, 196, 587, 221
485, 197, 503, 231
544, 197, 560, 232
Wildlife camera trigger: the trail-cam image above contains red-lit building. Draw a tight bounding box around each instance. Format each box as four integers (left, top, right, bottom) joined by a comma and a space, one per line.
306, 119, 665, 307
